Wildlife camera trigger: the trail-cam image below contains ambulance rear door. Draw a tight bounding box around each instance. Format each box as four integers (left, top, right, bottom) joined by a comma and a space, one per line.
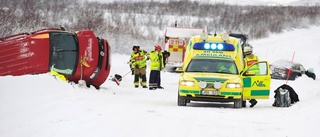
167, 38, 185, 63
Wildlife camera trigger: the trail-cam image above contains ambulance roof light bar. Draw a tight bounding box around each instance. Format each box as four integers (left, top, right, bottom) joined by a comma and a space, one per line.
194, 42, 235, 51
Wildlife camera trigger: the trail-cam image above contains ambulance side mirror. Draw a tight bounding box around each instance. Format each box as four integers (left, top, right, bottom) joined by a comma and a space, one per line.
175, 67, 184, 72
244, 71, 256, 76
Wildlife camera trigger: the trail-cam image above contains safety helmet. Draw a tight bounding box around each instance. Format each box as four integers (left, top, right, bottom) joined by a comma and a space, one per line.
155, 45, 162, 50
132, 46, 138, 50
243, 45, 253, 53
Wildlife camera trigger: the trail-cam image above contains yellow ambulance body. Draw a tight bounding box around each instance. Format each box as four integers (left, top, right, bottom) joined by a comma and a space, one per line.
177, 32, 271, 108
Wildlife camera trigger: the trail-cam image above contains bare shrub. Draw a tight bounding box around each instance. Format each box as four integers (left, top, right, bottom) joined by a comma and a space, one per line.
1, 0, 320, 54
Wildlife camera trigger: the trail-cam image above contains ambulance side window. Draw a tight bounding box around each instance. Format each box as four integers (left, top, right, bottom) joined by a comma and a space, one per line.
244, 62, 268, 76
258, 62, 268, 75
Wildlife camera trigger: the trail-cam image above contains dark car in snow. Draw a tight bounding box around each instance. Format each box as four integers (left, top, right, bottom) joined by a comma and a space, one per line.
270, 59, 316, 80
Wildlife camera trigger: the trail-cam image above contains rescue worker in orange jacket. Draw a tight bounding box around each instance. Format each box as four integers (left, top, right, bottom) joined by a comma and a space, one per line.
148, 45, 164, 90
243, 45, 259, 107
130, 46, 148, 88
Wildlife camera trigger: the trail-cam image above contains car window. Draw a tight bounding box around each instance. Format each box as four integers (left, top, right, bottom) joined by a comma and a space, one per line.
49, 32, 78, 75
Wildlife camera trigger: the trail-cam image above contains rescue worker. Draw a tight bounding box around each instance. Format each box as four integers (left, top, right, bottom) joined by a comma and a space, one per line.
217, 61, 236, 74
162, 50, 170, 67
148, 45, 164, 90
243, 45, 259, 107
129, 46, 148, 88
129, 46, 147, 75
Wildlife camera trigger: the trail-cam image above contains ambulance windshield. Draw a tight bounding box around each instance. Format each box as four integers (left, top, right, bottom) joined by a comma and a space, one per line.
186, 58, 238, 74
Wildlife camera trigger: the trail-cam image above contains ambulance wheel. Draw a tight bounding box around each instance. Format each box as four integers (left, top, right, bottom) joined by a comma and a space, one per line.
177, 94, 187, 106
234, 99, 242, 108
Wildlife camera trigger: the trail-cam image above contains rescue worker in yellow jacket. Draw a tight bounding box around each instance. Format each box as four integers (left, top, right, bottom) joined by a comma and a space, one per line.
243, 45, 259, 107
244, 45, 259, 72
130, 46, 148, 88
148, 45, 164, 90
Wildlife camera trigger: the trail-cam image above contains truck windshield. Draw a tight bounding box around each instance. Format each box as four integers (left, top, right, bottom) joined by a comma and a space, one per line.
186, 58, 238, 74
49, 32, 78, 75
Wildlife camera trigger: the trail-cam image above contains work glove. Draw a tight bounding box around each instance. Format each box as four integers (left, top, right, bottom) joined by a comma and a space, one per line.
135, 64, 139, 69
130, 67, 134, 75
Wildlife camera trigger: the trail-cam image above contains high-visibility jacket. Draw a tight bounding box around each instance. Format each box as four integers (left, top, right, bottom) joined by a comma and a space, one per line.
244, 55, 259, 72
130, 50, 148, 68
149, 50, 164, 71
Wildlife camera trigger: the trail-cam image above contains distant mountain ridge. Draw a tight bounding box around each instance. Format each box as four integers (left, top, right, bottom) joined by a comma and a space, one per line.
88, 0, 320, 6
1, 0, 320, 54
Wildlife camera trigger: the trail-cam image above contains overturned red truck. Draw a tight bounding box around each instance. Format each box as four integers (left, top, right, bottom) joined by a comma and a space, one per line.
0, 28, 111, 89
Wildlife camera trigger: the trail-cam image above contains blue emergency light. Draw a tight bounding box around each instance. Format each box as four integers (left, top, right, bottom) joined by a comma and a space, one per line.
193, 42, 235, 51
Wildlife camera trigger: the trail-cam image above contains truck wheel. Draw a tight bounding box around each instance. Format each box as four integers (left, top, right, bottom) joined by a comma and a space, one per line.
177, 94, 187, 106
234, 99, 242, 108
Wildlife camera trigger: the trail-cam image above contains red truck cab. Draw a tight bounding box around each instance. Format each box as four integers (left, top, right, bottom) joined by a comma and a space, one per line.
0, 28, 111, 89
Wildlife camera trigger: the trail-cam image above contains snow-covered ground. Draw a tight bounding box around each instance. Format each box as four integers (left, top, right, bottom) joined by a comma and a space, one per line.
1, 26, 320, 137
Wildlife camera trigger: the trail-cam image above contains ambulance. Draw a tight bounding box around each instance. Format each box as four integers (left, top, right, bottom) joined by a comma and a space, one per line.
177, 32, 271, 108
163, 26, 204, 71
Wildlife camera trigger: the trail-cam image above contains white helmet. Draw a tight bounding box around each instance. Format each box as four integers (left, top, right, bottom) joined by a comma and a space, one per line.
243, 45, 253, 52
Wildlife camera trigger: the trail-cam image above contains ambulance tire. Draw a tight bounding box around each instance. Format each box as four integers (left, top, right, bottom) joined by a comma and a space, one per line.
234, 99, 242, 108
177, 94, 187, 106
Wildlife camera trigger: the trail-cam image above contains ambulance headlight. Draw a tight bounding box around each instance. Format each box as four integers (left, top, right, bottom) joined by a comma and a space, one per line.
226, 83, 241, 88
222, 32, 229, 41
180, 80, 195, 87
214, 81, 222, 89
199, 81, 207, 89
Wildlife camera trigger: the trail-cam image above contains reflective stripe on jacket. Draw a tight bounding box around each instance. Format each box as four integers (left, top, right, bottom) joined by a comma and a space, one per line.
244, 55, 259, 72
130, 50, 147, 68
149, 50, 164, 70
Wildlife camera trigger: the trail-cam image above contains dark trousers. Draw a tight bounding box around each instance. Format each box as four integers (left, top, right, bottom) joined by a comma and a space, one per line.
149, 70, 161, 88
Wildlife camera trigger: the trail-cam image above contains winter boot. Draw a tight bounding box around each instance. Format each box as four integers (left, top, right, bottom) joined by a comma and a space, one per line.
149, 87, 157, 90
157, 86, 164, 89
249, 99, 258, 108
242, 101, 246, 107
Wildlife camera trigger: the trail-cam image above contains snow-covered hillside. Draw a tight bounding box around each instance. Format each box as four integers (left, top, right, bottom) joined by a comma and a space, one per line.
0, 26, 320, 137
88, 0, 320, 6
